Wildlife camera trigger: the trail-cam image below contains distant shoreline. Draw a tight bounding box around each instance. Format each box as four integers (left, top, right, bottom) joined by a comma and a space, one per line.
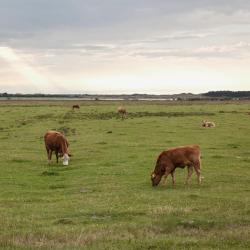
1, 91, 250, 101
0, 97, 176, 101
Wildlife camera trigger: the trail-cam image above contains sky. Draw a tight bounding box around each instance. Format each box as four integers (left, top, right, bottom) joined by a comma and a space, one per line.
0, 0, 250, 94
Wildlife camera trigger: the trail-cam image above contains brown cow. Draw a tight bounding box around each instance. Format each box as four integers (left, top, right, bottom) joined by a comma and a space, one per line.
117, 106, 127, 119
202, 120, 215, 128
44, 131, 71, 165
151, 145, 202, 187
72, 104, 80, 110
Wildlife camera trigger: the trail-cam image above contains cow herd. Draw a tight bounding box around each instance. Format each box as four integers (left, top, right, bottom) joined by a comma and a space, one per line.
44, 105, 215, 187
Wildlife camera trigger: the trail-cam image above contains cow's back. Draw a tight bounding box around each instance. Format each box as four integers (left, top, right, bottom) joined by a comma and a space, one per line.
169, 145, 200, 160
158, 145, 200, 169
44, 131, 65, 151
118, 106, 126, 113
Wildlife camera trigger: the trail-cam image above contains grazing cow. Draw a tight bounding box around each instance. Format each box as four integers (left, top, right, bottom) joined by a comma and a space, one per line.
202, 120, 215, 128
117, 106, 127, 119
44, 131, 71, 165
72, 104, 80, 110
151, 145, 202, 187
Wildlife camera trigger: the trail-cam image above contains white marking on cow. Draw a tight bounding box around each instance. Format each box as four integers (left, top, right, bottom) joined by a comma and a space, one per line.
63, 154, 70, 166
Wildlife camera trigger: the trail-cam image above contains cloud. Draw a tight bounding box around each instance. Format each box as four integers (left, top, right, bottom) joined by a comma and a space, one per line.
1, 1, 250, 49
131, 41, 250, 59
71, 40, 250, 60
194, 42, 250, 53
0, 46, 57, 92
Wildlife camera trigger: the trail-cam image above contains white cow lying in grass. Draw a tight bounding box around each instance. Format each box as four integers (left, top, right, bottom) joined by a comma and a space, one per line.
202, 120, 216, 128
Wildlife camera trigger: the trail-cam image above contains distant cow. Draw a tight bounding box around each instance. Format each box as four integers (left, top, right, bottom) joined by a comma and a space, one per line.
72, 105, 80, 110
117, 106, 127, 118
44, 131, 71, 165
202, 120, 215, 128
151, 145, 202, 187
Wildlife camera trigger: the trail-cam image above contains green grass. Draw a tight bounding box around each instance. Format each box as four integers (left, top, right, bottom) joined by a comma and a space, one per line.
0, 100, 250, 249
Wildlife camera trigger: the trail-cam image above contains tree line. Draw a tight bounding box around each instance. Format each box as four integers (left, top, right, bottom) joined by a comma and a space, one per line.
202, 91, 250, 98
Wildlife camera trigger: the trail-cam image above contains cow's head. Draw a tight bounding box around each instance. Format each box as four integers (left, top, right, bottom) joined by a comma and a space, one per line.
63, 154, 70, 166
202, 120, 207, 127
151, 171, 162, 187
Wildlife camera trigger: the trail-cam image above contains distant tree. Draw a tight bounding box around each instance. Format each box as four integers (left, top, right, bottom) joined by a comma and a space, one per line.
202, 91, 250, 98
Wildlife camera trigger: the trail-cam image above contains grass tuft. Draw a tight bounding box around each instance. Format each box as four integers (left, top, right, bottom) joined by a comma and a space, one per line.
41, 171, 59, 176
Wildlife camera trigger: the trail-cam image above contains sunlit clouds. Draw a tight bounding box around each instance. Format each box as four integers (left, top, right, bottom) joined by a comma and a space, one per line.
0, 46, 58, 92
0, 47, 65, 92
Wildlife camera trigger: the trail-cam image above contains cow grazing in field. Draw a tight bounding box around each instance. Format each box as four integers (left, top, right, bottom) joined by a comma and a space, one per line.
44, 131, 71, 165
117, 106, 127, 119
72, 104, 80, 110
202, 120, 215, 128
151, 145, 202, 187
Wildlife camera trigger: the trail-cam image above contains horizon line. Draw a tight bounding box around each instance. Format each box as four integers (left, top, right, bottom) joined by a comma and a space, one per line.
1, 90, 250, 96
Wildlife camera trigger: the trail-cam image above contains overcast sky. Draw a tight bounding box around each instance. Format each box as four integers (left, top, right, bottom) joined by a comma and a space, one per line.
0, 0, 250, 94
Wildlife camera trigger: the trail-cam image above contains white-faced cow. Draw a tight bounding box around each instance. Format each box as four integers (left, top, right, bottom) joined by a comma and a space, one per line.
44, 131, 71, 165
151, 145, 202, 187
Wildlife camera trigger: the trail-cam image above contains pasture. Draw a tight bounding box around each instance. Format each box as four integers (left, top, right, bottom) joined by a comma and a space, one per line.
0, 100, 250, 249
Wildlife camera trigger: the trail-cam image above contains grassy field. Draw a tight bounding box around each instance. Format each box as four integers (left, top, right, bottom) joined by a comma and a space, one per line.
0, 100, 250, 250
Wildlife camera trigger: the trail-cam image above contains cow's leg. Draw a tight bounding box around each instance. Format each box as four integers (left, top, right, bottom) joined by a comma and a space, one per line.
48, 150, 52, 164
161, 174, 168, 186
46, 147, 49, 159
46, 148, 51, 164
194, 161, 202, 184
171, 171, 176, 186
55, 151, 59, 163
161, 169, 171, 186
185, 166, 193, 185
